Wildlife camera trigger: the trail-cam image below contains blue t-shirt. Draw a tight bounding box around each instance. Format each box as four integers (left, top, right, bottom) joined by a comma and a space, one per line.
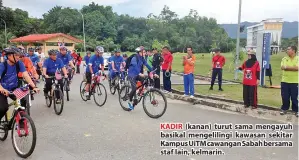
108, 56, 114, 70
0, 61, 26, 91
128, 54, 152, 77
43, 58, 64, 74
57, 52, 72, 66
26, 53, 40, 66
112, 56, 124, 71
86, 55, 104, 73
84, 56, 90, 64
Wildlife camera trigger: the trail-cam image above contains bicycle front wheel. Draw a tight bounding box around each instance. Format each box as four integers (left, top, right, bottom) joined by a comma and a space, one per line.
0, 115, 8, 141
53, 89, 64, 115
142, 88, 167, 119
93, 83, 107, 107
11, 112, 37, 158
119, 85, 132, 111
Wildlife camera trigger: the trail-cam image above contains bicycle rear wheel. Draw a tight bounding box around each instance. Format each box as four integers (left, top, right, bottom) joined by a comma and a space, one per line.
143, 88, 167, 119
64, 80, 70, 101
53, 89, 64, 115
109, 79, 117, 95
11, 112, 37, 158
80, 81, 88, 101
0, 115, 8, 141
119, 85, 132, 111
93, 83, 107, 107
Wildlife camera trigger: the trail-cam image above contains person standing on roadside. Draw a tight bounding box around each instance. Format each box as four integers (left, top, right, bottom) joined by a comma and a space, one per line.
152, 48, 163, 89
210, 48, 225, 91
146, 50, 153, 75
183, 47, 196, 98
162, 46, 173, 93
280, 46, 298, 117
238, 51, 260, 109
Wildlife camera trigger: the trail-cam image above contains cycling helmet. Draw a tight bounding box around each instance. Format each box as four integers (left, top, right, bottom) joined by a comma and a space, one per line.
48, 49, 57, 55
36, 46, 42, 50
28, 47, 34, 52
3, 46, 20, 55
59, 46, 67, 51
95, 46, 104, 53
135, 46, 145, 52
122, 53, 128, 58
86, 51, 91, 54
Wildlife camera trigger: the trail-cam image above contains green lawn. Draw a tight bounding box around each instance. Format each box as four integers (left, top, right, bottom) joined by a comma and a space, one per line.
171, 52, 286, 108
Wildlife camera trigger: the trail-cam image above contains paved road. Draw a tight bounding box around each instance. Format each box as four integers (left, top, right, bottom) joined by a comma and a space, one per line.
0, 72, 298, 160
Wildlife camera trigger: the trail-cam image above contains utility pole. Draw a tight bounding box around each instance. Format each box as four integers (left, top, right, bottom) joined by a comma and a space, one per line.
1, 18, 7, 47
78, 11, 86, 53
234, 0, 242, 80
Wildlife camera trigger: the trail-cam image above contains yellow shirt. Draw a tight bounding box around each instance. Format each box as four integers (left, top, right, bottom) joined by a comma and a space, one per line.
281, 56, 298, 83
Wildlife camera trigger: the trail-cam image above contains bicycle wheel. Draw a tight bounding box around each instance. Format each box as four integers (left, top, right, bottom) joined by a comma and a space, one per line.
93, 83, 107, 107
109, 78, 117, 95
80, 81, 88, 101
65, 80, 70, 101
0, 115, 8, 141
53, 89, 64, 115
45, 93, 52, 108
11, 112, 37, 158
143, 88, 167, 119
119, 85, 132, 111
25, 95, 31, 116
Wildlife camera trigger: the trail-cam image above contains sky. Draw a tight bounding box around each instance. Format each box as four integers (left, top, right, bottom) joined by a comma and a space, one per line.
3, 0, 299, 23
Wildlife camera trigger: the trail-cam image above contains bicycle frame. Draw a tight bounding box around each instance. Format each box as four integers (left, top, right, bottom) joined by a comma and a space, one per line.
1, 97, 29, 136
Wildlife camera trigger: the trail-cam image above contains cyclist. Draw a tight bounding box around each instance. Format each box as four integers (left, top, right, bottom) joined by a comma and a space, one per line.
85, 46, 105, 100
26, 47, 42, 72
108, 52, 115, 80
110, 50, 125, 85
43, 50, 68, 103
35, 47, 45, 78
127, 46, 155, 110
0, 47, 40, 123
83, 51, 91, 67
57, 46, 75, 82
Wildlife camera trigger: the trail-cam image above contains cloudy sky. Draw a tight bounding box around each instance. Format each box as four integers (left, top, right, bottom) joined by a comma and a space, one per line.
3, 0, 299, 23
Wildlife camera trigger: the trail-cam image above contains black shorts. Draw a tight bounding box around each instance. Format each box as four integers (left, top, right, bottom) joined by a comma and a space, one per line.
86, 72, 92, 84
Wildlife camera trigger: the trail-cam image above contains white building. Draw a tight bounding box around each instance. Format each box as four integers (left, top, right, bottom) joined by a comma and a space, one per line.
246, 18, 283, 53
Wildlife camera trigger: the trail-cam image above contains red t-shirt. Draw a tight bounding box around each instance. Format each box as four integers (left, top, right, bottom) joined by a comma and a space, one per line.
71, 53, 78, 60
241, 61, 260, 86
162, 52, 173, 70
212, 55, 225, 69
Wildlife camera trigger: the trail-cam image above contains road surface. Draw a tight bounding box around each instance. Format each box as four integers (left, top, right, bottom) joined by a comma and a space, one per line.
0, 72, 298, 160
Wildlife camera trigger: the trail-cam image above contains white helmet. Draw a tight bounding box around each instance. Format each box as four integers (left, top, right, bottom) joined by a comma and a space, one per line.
95, 46, 104, 53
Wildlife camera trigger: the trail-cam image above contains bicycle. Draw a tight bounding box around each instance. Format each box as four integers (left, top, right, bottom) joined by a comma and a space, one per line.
0, 85, 37, 158
79, 71, 108, 107
109, 71, 128, 95
119, 69, 167, 119
44, 72, 65, 115
63, 76, 70, 102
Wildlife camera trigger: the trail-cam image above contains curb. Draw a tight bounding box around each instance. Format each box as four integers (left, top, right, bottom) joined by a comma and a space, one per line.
170, 89, 280, 111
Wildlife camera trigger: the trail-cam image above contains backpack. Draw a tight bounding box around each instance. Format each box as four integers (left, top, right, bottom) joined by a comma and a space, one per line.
125, 54, 139, 70
1, 61, 21, 80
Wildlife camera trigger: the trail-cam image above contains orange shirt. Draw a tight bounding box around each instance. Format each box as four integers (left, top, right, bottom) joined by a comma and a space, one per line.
18, 57, 37, 78
183, 55, 196, 74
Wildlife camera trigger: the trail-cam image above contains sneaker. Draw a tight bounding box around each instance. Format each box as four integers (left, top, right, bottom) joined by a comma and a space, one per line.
252, 106, 257, 109
219, 88, 224, 91
280, 110, 286, 115
190, 95, 194, 98
209, 87, 213, 90
182, 94, 188, 97
128, 102, 134, 110
86, 95, 90, 100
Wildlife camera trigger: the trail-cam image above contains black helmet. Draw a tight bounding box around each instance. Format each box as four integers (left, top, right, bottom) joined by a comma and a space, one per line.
122, 53, 128, 58
28, 47, 34, 52
86, 51, 91, 55
48, 49, 57, 55
4, 46, 20, 55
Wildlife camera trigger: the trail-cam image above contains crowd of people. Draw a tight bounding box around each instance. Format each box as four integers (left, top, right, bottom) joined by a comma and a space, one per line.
0, 44, 297, 123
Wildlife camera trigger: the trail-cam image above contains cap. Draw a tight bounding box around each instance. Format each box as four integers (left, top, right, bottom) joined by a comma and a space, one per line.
86, 51, 91, 54
28, 47, 35, 52
247, 50, 256, 55
212, 48, 221, 53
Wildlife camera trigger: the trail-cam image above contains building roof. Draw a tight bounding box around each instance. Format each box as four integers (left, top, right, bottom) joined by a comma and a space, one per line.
10, 33, 83, 43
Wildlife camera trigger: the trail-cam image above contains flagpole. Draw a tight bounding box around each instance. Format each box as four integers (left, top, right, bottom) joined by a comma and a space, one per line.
234, 0, 242, 80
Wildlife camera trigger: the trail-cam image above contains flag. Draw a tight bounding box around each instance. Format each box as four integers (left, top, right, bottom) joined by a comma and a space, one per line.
13, 88, 29, 100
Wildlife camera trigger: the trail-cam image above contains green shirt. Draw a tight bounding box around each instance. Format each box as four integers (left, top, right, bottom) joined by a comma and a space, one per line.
147, 56, 153, 71
281, 56, 298, 83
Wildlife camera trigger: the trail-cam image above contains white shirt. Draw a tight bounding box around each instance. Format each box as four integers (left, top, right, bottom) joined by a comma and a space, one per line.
35, 52, 45, 62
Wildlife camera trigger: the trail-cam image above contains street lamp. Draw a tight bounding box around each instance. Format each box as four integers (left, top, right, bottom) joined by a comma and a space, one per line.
234, 0, 242, 80
78, 11, 86, 53
0, 18, 7, 47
